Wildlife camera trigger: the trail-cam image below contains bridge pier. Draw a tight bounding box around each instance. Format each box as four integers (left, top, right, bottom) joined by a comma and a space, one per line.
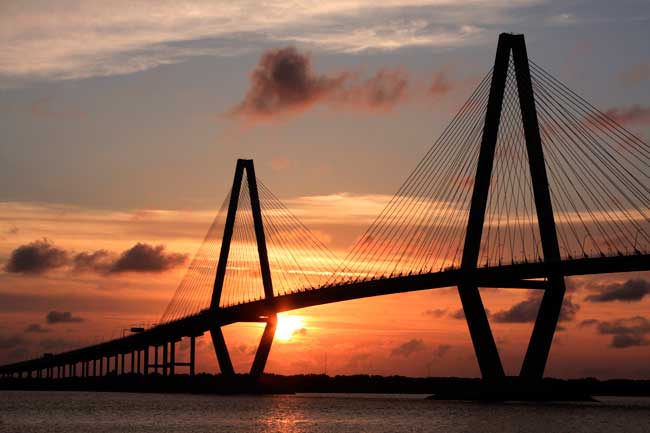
190, 336, 196, 376
144, 346, 149, 376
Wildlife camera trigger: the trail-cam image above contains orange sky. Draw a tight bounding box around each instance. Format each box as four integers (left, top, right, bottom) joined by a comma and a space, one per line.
1, 199, 649, 379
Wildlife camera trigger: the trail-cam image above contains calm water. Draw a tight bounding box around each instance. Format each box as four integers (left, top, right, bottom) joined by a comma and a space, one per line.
1, 391, 649, 433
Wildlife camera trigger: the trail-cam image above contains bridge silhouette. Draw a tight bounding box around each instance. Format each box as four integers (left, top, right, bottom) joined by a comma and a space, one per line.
2, 33, 650, 384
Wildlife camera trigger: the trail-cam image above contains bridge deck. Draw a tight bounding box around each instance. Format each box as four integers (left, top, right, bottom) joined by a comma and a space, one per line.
1, 253, 649, 374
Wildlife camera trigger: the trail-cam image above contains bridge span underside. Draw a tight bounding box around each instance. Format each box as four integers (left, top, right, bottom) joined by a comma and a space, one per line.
3, 33, 650, 384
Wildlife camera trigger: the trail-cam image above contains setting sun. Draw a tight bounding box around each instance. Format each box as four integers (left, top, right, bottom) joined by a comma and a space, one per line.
275, 315, 306, 342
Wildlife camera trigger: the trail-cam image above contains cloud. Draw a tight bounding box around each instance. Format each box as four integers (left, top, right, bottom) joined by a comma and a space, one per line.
391, 338, 426, 358
0, 1, 537, 84
430, 69, 454, 95
434, 343, 452, 358
450, 308, 466, 319
332, 69, 409, 111
230, 46, 414, 122
492, 294, 579, 323
449, 308, 490, 320
46, 311, 84, 324
109, 243, 188, 273
611, 334, 647, 349
25, 324, 49, 333
619, 63, 650, 85
584, 278, 650, 303
0, 335, 27, 349
423, 308, 447, 318
72, 250, 114, 274
582, 316, 650, 349
230, 46, 347, 121
602, 105, 650, 126
5, 239, 68, 274
4, 237, 187, 275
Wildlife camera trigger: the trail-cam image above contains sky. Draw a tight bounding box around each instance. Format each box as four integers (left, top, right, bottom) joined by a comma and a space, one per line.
1, 0, 650, 379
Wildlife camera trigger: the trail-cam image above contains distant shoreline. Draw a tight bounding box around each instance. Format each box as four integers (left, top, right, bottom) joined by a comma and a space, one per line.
2, 374, 650, 400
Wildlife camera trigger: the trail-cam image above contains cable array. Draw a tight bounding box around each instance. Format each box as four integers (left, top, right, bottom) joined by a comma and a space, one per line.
160, 170, 340, 320
530, 60, 650, 258
160, 194, 230, 323
161, 52, 650, 320
325, 70, 494, 284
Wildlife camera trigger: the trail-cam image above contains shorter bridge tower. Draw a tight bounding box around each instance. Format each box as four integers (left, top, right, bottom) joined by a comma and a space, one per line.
209, 159, 277, 378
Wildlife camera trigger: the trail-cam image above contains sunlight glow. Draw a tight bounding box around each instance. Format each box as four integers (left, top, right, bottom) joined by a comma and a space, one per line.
275, 315, 306, 342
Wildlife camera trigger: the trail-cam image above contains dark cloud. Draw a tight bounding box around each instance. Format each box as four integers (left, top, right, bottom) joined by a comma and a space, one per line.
46, 311, 83, 324
391, 338, 426, 358
333, 69, 408, 111
583, 316, 650, 349
229, 46, 411, 122
109, 243, 187, 273
584, 278, 650, 303
450, 309, 465, 320
611, 334, 646, 349
579, 319, 599, 328
25, 323, 49, 333
423, 308, 447, 318
5, 239, 187, 276
450, 308, 490, 320
434, 344, 452, 358
492, 294, 579, 323
0, 334, 27, 349
5, 239, 68, 274
230, 46, 347, 120
72, 250, 113, 273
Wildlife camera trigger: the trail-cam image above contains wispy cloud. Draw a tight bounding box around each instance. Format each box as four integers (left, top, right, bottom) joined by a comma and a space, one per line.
0, 0, 541, 84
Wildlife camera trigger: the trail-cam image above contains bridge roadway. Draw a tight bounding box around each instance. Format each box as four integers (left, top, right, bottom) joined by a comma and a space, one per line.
1, 253, 649, 377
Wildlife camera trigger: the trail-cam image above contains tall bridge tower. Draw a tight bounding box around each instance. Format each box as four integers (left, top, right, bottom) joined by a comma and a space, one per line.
459, 33, 565, 380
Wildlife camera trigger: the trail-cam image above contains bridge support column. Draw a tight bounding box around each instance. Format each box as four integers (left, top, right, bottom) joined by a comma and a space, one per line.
210, 326, 234, 376
250, 315, 277, 379
169, 341, 175, 376
120, 353, 125, 375
144, 347, 149, 376
162, 343, 168, 377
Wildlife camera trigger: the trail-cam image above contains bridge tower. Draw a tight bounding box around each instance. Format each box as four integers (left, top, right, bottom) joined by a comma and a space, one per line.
459, 33, 567, 380
209, 159, 277, 378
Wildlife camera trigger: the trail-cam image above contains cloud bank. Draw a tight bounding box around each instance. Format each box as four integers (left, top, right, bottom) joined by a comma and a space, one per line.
4, 240, 188, 275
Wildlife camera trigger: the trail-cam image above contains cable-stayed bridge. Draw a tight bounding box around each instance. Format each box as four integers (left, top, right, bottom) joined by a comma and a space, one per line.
2, 33, 650, 383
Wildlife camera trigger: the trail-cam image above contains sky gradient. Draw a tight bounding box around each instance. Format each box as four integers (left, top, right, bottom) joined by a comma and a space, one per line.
1, 0, 649, 378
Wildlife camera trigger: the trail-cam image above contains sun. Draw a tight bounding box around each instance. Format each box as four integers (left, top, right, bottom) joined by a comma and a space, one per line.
275, 315, 306, 342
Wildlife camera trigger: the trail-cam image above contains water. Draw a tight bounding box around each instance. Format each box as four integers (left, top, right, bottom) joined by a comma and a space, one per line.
1, 391, 649, 433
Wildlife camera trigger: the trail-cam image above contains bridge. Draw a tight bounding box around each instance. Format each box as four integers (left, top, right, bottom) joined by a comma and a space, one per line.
2, 33, 649, 384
